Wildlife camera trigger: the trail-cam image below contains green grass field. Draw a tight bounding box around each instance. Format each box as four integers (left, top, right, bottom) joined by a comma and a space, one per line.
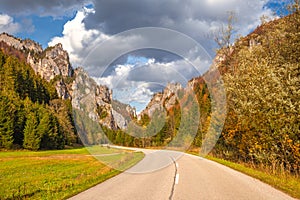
0, 147, 144, 200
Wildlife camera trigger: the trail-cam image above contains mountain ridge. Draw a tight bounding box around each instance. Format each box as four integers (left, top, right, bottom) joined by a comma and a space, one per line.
0, 32, 136, 147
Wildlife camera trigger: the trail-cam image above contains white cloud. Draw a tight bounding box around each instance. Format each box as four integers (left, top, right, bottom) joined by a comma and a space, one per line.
48, 7, 110, 67
93, 63, 134, 89
130, 85, 154, 104
93, 62, 155, 113
0, 14, 20, 34
114, 84, 154, 104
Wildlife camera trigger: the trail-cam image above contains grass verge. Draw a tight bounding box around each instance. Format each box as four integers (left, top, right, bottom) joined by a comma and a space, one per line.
0, 147, 144, 200
205, 155, 300, 199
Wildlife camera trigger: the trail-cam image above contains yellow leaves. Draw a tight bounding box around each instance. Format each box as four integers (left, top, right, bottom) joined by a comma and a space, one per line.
287, 139, 293, 143
254, 142, 262, 151
227, 129, 236, 139
214, 10, 300, 173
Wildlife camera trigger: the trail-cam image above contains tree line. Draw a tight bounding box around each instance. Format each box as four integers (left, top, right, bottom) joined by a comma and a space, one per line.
0, 50, 79, 150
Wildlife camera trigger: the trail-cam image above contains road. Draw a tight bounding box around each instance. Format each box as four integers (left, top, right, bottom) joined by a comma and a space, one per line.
69, 147, 295, 200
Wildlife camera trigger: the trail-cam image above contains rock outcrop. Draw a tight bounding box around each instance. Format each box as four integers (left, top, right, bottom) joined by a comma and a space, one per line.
0, 32, 138, 130
112, 100, 137, 129
71, 68, 118, 129
0, 33, 73, 99
27, 43, 73, 82
139, 82, 182, 119
0, 33, 42, 54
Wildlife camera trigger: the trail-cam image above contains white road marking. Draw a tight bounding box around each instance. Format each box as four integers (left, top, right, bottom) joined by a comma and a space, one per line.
175, 174, 179, 185
175, 162, 178, 168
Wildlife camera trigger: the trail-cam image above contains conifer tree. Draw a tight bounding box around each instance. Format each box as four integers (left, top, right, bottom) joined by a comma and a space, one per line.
0, 96, 14, 149
23, 112, 40, 150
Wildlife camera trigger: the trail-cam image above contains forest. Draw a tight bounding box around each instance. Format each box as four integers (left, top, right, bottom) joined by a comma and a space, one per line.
0, 49, 79, 150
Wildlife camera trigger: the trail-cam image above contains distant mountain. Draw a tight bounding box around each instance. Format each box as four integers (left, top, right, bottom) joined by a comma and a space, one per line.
0, 33, 136, 148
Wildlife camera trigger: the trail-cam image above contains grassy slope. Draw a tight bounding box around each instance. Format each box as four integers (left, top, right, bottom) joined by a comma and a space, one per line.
0, 147, 144, 200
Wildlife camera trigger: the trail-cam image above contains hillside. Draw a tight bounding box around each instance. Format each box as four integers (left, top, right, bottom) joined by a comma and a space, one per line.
0, 33, 136, 149
134, 11, 300, 174
0, 44, 77, 150
218, 11, 300, 173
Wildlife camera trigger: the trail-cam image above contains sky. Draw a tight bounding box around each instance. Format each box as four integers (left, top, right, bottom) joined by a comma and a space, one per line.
0, 0, 291, 113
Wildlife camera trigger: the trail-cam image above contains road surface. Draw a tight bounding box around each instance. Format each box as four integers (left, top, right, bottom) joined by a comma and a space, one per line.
69, 148, 295, 200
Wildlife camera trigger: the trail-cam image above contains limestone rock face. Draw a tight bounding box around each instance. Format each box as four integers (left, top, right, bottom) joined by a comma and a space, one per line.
27, 43, 73, 82
55, 80, 70, 100
0, 33, 42, 54
163, 83, 182, 110
0, 33, 73, 100
0, 32, 136, 130
112, 109, 127, 129
112, 100, 137, 129
139, 83, 182, 119
71, 68, 117, 129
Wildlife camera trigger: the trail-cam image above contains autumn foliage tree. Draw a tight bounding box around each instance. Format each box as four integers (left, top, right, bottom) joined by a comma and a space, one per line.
216, 5, 300, 173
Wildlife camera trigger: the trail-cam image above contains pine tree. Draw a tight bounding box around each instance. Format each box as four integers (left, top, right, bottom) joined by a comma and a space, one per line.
0, 96, 14, 149
39, 110, 64, 150
23, 112, 40, 150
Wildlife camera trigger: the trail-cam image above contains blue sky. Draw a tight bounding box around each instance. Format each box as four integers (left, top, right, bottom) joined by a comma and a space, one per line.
0, 0, 291, 112
15, 15, 72, 48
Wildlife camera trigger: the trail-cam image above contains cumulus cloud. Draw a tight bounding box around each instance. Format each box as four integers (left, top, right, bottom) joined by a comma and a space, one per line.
0, 14, 20, 34
94, 63, 134, 89
129, 85, 154, 104
92, 61, 155, 112
48, 7, 110, 67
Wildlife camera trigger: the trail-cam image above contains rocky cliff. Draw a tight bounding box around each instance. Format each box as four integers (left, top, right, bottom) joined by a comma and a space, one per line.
112, 100, 137, 129
71, 67, 118, 129
139, 82, 182, 119
0, 32, 42, 54
0, 32, 135, 130
27, 43, 73, 82
0, 33, 72, 99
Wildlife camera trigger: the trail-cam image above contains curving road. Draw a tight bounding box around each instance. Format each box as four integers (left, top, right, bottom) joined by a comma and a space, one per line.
69, 148, 295, 200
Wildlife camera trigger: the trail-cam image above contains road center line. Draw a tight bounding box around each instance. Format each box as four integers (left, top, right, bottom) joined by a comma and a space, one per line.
169, 157, 178, 200
175, 174, 179, 185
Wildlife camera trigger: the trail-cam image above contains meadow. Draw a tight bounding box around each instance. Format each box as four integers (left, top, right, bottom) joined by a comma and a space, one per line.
0, 147, 144, 199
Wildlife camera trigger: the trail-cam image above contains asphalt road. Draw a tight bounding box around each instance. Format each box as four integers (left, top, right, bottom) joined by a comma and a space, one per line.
69, 148, 295, 200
